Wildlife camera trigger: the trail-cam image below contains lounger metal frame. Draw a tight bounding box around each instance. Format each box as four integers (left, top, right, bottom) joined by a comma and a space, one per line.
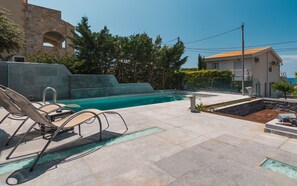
4, 88, 128, 172
0, 86, 66, 145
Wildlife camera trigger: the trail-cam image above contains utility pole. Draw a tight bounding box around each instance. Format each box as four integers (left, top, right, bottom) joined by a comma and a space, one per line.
241, 23, 245, 96
177, 37, 180, 43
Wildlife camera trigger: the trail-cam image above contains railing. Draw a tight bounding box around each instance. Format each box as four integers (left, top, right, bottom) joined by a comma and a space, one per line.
231, 69, 252, 76
280, 72, 287, 78
42, 87, 57, 103
231, 69, 253, 81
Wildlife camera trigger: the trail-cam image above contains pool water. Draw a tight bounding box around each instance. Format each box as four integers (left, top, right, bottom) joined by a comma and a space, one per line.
59, 93, 209, 111
261, 158, 297, 180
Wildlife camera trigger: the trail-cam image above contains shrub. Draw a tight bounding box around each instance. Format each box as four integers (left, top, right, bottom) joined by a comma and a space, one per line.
272, 81, 295, 99
29, 50, 84, 74
182, 70, 233, 90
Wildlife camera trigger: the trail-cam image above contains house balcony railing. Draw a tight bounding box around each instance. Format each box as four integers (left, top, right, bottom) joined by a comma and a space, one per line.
231, 69, 253, 81
280, 71, 288, 83
280, 72, 287, 78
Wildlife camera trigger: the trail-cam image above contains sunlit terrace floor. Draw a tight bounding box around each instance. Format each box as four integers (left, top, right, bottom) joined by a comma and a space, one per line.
1, 92, 297, 185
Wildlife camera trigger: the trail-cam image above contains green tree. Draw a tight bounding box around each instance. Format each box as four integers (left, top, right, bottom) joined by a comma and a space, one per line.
157, 41, 187, 89
70, 17, 116, 74
272, 81, 295, 99
113, 36, 130, 82
198, 54, 206, 70
128, 33, 154, 82
69, 16, 188, 89
0, 6, 24, 59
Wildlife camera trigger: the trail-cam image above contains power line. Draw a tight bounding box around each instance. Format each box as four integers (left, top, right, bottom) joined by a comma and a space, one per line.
186, 46, 241, 50
246, 40, 297, 48
185, 47, 297, 54
275, 47, 297, 50
185, 49, 220, 54
185, 47, 232, 52
185, 40, 297, 50
185, 26, 241, 44
185, 46, 297, 52
163, 37, 178, 44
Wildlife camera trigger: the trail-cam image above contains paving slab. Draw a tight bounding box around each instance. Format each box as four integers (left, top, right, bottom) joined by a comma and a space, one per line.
278, 138, 297, 154
1, 92, 297, 185
237, 140, 276, 156
95, 161, 174, 186
155, 127, 199, 145
156, 146, 215, 178
179, 135, 210, 148
215, 134, 248, 146
266, 148, 297, 168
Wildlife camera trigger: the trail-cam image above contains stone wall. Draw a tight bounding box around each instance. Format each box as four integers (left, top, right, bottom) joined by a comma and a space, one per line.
263, 99, 297, 112
0, 1, 74, 60
26, 5, 74, 58
216, 98, 297, 117
216, 99, 264, 116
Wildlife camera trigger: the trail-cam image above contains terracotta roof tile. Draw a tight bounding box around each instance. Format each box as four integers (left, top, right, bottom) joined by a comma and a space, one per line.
206, 47, 269, 59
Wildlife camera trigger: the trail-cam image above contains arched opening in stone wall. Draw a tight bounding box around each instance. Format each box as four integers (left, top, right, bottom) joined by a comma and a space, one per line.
43, 31, 66, 49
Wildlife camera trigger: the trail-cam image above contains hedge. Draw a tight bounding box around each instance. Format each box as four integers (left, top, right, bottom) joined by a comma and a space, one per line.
181, 70, 234, 90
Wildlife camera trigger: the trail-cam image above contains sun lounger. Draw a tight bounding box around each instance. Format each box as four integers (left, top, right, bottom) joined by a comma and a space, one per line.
4, 88, 127, 172
0, 86, 67, 145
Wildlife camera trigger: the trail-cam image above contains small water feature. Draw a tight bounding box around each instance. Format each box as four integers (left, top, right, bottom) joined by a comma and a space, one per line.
261, 158, 297, 180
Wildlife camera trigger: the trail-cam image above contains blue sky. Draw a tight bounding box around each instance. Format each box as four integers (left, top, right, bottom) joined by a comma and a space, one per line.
30, 0, 297, 77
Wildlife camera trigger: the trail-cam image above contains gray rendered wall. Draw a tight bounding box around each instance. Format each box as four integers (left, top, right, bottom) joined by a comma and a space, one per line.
0, 62, 8, 86
70, 75, 154, 99
7, 62, 71, 101
1, 62, 155, 101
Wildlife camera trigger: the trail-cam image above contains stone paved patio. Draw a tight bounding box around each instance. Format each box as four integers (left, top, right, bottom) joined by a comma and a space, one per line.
1, 92, 297, 185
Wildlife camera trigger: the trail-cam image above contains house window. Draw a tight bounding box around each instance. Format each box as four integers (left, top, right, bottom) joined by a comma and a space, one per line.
12, 56, 25, 62
212, 63, 219, 70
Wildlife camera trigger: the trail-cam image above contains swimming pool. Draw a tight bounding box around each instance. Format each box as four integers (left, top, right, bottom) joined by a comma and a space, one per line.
59, 92, 212, 111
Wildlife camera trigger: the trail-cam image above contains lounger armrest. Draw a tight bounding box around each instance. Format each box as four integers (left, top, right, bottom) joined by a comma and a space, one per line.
37, 103, 63, 110
0, 85, 7, 89
55, 110, 101, 133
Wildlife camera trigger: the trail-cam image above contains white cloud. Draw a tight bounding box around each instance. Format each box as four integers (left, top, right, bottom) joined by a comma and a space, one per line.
280, 55, 297, 63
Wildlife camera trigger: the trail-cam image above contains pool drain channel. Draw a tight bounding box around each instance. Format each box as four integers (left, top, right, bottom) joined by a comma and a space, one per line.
0, 127, 163, 175
261, 158, 297, 180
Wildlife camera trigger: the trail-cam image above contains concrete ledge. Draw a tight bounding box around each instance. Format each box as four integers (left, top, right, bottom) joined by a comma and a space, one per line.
265, 119, 297, 139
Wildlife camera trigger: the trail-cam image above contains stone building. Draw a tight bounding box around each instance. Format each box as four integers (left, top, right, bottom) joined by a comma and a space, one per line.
0, 0, 74, 61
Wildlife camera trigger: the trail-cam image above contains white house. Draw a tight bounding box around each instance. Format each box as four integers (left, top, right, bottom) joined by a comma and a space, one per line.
205, 47, 283, 97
